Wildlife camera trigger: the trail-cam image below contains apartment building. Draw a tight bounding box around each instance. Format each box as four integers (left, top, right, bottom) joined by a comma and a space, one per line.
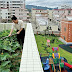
0, 8, 10, 19
31, 8, 48, 22
52, 9, 72, 28
47, 9, 53, 21
0, 0, 25, 9
61, 18, 72, 44
15, 8, 29, 21
0, 0, 29, 22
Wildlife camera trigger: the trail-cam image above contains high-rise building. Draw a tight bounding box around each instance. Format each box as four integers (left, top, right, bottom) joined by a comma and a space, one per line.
31, 8, 48, 22
0, 0, 29, 23
0, 8, 11, 22
0, 0, 25, 9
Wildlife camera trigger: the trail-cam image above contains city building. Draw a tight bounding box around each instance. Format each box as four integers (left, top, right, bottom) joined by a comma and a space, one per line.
14, 8, 29, 21
53, 9, 72, 22
0, 0, 29, 22
52, 9, 72, 29
0, 8, 11, 22
47, 9, 53, 21
0, 0, 25, 9
60, 18, 72, 44
60, 5, 71, 9
31, 8, 48, 22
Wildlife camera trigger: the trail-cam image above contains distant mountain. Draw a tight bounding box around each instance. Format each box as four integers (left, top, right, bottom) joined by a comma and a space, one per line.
26, 5, 58, 11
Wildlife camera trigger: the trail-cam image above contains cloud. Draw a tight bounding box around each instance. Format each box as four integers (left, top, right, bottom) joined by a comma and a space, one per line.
26, 0, 72, 8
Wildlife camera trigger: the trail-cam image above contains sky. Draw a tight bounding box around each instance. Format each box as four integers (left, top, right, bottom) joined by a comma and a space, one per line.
26, 0, 72, 8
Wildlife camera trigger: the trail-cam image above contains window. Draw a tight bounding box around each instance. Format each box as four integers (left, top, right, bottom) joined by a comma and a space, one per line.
7, 2, 9, 3
8, 13, 10, 15
19, 17, 23, 20
8, 16, 10, 18
27, 17, 29, 19
64, 27, 66, 32
12, 4, 20, 5
0, 1, 5, 3
64, 36, 65, 40
27, 13, 29, 15
49, 27, 52, 30
7, 7, 9, 8
7, 4, 9, 6
64, 16, 66, 18
12, 10, 15, 11
68, 10, 71, 14
12, 1, 20, 3
13, 12, 15, 14
1, 4, 3, 5
58, 28, 60, 31
50, 19, 51, 21
21, 10, 23, 11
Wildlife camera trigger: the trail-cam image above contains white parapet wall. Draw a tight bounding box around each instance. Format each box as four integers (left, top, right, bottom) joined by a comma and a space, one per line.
19, 23, 43, 72
0, 23, 26, 32
0, 23, 13, 31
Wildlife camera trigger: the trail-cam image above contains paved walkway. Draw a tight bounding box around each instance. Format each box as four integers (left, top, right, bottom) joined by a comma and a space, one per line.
19, 23, 43, 72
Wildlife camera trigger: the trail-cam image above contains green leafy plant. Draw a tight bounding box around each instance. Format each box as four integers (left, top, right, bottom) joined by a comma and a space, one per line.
0, 30, 22, 72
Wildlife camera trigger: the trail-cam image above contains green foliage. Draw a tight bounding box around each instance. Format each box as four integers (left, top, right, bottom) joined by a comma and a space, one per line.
1, 61, 11, 67
0, 69, 10, 72
0, 53, 12, 61
0, 30, 22, 72
35, 35, 72, 65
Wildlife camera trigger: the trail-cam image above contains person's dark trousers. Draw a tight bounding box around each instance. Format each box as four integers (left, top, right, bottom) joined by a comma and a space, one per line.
16, 28, 25, 46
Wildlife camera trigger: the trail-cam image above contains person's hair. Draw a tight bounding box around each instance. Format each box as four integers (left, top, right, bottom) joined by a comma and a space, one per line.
11, 15, 17, 20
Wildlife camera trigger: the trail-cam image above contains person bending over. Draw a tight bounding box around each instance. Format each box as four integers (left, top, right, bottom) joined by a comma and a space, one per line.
9, 15, 25, 46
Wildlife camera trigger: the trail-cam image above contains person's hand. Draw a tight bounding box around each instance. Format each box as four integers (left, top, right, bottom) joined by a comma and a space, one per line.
8, 34, 11, 37
17, 31, 20, 34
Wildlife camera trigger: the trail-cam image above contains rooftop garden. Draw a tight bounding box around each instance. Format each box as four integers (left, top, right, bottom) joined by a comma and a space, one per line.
0, 30, 22, 72
35, 34, 72, 65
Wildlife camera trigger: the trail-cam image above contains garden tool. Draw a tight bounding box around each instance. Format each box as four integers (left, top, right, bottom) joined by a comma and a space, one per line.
0, 33, 17, 40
